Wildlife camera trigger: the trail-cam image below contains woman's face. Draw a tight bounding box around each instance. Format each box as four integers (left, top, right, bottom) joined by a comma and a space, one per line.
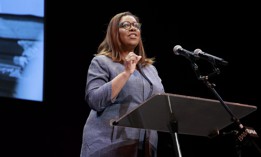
118, 15, 141, 51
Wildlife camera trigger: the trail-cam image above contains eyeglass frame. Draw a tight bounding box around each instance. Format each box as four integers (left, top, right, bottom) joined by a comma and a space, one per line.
118, 21, 142, 30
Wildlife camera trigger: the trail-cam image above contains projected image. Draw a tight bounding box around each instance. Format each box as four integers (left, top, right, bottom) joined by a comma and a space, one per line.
0, 0, 44, 102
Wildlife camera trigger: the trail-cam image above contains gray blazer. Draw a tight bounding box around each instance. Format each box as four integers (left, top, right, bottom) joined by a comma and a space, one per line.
80, 55, 165, 157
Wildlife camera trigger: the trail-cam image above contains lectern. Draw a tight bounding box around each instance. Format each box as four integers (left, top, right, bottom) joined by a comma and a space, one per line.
112, 93, 257, 156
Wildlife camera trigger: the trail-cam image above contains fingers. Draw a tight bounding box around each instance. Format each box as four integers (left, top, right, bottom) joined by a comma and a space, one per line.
124, 52, 142, 74
125, 52, 141, 63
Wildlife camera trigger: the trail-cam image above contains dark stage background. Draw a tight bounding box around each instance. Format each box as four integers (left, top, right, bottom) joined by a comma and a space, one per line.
0, 1, 260, 157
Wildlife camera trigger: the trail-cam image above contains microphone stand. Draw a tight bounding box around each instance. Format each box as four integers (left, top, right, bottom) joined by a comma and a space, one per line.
188, 58, 261, 157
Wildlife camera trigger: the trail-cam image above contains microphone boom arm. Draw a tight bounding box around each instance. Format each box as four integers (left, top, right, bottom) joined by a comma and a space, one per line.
188, 54, 261, 157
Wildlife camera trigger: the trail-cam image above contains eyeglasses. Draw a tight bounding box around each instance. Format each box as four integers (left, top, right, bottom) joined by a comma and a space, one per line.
119, 21, 142, 30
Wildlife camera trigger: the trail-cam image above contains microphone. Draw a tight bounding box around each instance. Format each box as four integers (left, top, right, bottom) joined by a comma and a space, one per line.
194, 48, 228, 66
173, 45, 195, 58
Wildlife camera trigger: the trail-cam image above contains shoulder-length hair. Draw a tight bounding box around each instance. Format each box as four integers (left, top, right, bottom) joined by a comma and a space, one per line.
96, 11, 154, 66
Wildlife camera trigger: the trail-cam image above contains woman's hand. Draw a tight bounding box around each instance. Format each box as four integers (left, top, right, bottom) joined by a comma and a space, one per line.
124, 52, 142, 74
